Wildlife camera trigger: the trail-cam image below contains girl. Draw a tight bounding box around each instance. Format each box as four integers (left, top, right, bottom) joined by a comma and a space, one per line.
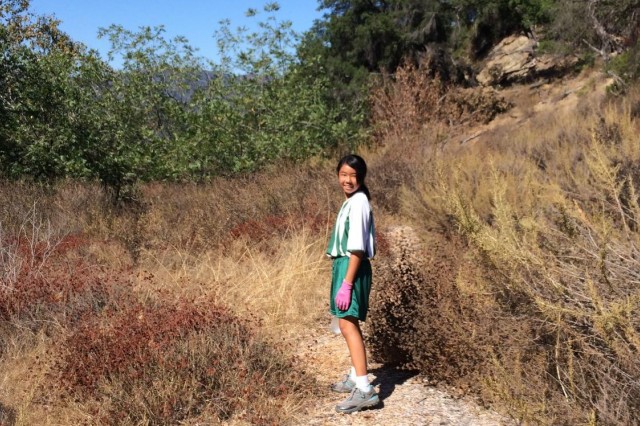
326, 154, 379, 414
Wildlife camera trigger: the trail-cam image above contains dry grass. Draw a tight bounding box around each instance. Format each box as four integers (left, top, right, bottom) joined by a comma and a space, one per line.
366, 63, 640, 424
0, 164, 343, 424
4, 63, 638, 425
138, 230, 330, 338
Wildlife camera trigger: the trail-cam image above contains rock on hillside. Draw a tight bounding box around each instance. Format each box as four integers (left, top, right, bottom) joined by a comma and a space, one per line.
477, 35, 578, 86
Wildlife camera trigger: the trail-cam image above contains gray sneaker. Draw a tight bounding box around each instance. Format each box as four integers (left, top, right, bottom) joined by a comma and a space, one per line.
335, 387, 380, 414
331, 373, 356, 393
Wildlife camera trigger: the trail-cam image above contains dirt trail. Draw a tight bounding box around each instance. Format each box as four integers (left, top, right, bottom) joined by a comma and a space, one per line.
294, 226, 514, 426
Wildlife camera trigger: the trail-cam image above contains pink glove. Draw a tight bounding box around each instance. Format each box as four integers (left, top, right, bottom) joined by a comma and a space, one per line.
335, 280, 353, 311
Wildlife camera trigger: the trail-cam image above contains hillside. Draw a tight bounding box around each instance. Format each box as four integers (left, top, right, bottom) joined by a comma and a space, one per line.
2, 58, 638, 425
2, 0, 640, 420
288, 68, 624, 425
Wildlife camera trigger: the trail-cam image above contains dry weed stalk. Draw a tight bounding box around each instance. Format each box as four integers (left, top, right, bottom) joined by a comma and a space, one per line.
0, 202, 63, 289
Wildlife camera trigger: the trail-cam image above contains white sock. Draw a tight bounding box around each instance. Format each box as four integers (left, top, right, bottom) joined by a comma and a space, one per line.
355, 374, 371, 392
349, 366, 356, 381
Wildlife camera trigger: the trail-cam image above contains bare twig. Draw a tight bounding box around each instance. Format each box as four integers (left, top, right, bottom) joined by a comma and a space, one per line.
460, 131, 483, 145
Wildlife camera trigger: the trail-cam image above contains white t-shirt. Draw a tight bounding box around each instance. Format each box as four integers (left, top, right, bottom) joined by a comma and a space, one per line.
326, 191, 375, 259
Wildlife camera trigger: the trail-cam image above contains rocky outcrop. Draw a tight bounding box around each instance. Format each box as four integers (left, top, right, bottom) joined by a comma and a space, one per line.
477, 35, 577, 86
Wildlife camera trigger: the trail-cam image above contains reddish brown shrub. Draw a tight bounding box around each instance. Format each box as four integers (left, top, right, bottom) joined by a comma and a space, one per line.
55, 300, 228, 394
0, 233, 131, 326
49, 298, 310, 425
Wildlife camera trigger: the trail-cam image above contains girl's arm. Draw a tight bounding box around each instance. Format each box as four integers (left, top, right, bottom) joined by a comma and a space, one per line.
344, 250, 364, 283
335, 250, 364, 311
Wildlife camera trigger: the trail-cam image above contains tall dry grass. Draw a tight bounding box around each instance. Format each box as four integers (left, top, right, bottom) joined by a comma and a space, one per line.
0, 162, 345, 424
141, 231, 329, 337
367, 62, 640, 424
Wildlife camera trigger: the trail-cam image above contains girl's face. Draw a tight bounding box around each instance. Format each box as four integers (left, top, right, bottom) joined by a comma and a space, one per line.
338, 164, 360, 197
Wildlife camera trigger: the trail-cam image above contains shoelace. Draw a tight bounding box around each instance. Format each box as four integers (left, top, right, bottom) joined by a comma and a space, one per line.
346, 387, 364, 401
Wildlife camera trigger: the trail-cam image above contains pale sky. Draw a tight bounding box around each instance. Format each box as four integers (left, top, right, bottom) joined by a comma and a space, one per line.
29, 0, 324, 64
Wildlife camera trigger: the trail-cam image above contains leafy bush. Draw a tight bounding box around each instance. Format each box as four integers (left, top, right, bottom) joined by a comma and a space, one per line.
1, 2, 364, 198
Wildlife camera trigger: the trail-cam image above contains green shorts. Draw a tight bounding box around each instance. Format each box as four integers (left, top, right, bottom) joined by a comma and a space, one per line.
329, 256, 372, 321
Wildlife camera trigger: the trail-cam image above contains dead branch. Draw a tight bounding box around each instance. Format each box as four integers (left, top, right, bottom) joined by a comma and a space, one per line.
460, 131, 483, 145
587, 0, 624, 58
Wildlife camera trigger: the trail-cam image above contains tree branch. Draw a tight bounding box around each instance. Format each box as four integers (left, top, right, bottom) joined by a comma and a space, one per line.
587, 0, 623, 58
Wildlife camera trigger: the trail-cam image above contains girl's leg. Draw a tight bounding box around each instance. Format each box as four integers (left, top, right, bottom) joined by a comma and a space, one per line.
335, 316, 379, 414
339, 316, 367, 376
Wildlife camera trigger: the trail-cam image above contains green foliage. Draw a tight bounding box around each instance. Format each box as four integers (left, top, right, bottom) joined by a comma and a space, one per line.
92, 24, 203, 192
186, 5, 364, 175
0, 0, 96, 180
606, 43, 640, 91
449, 0, 554, 57
0, 1, 364, 197
298, 0, 452, 105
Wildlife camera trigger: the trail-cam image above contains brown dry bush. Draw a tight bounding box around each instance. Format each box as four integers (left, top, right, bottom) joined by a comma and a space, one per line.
48, 298, 310, 425
366, 226, 425, 367
367, 62, 640, 424
0, 180, 101, 237
368, 215, 488, 404
438, 105, 639, 423
369, 61, 510, 143
0, 164, 339, 264
0, 200, 133, 338
0, 402, 15, 426
136, 164, 337, 254
0, 179, 323, 424
367, 230, 553, 418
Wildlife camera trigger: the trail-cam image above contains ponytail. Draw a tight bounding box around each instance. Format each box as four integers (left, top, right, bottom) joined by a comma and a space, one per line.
358, 184, 371, 200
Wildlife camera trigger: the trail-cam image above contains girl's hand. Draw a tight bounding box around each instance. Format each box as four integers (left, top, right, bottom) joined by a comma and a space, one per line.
335, 280, 353, 310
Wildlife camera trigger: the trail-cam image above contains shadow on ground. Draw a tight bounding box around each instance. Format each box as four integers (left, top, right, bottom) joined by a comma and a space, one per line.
370, 366, 419, 402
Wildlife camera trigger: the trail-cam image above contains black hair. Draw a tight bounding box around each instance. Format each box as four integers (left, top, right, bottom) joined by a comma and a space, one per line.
336, 154, 371, 200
